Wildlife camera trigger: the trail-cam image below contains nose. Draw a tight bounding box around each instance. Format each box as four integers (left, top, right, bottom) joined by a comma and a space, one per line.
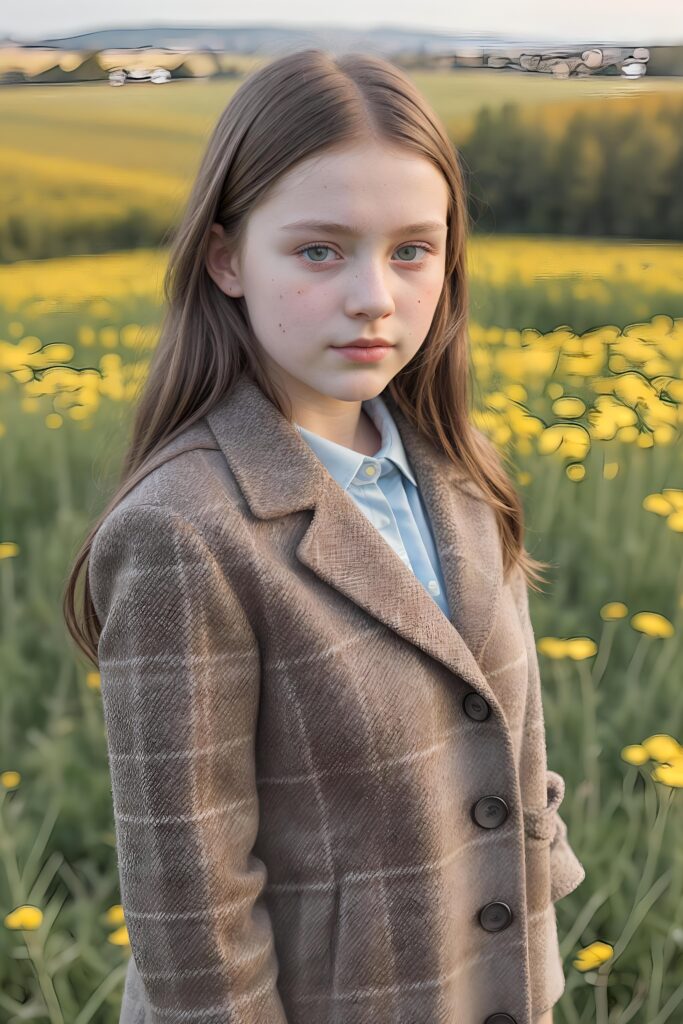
344, 261, 396, 320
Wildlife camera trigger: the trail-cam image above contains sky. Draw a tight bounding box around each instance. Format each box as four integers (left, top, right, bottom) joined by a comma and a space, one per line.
2, 0, 682, 46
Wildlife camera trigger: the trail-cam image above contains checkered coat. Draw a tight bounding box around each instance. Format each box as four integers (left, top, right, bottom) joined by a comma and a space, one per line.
89, 373, 586, 1024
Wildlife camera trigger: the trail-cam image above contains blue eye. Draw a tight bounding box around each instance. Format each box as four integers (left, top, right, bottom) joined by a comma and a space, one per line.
299, 245, 333, 262
296, 243, 433, 264
395, 245, 427, 262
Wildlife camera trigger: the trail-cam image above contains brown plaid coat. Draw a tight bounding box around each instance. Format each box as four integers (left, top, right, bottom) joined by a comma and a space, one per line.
89, 373, 586, 1024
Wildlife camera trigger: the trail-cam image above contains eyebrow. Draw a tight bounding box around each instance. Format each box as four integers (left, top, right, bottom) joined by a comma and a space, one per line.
279, 219, 448, 235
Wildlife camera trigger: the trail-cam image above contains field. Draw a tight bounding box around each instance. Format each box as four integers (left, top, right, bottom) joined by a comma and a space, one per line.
1, 71, 683, 1023
1, 76, 683, 264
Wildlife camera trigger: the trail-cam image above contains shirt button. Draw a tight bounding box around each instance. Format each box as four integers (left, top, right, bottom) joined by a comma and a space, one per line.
427, 580, 440, 594
364, 465, 377, 476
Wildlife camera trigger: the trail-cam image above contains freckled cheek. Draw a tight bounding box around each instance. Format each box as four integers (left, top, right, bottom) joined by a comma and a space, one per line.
402, 278, 443, 317
277, 286, 334, 329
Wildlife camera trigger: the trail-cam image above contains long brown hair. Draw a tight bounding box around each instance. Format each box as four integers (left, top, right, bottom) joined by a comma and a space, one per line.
63, 47, 551, 668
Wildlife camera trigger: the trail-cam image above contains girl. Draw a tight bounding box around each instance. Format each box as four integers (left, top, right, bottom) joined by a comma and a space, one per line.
64, 49, 585, 1024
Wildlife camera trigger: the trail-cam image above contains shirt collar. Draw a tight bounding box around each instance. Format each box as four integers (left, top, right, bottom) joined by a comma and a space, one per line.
295, 393, 418, 492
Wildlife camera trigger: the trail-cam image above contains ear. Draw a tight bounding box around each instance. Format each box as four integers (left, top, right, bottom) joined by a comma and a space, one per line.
205, 223, 244, 298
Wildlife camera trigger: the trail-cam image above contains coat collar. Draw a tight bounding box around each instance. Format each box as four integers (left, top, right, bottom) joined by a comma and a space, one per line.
205, 374, 505, 710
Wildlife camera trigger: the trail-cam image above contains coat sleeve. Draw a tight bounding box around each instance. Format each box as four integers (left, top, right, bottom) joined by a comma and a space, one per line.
511, 564, 586, 905
88, 502, 289, 1024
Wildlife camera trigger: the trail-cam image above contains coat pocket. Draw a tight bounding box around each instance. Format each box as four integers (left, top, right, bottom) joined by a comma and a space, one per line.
329, 878, 399, 1001
522, 769, 586, 902
522, 769, 566, 843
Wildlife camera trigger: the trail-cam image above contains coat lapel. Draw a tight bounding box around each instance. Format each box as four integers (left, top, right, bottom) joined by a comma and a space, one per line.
205, 375, 505, 709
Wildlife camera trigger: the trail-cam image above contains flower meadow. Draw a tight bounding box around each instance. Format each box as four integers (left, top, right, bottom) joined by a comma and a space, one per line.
1, 237, 682, 1022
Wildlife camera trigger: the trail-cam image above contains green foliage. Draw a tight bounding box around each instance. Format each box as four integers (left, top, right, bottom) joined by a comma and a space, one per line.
460, 99, 683, 239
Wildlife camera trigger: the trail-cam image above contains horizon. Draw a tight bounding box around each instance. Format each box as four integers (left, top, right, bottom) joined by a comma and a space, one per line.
2, 4, 682, 48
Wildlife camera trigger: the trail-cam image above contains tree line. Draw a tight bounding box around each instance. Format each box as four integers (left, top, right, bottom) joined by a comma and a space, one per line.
459, 99, 683, 240
1, 95, 682, 264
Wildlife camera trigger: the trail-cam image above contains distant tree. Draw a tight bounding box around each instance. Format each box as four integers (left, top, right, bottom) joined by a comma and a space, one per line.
0, 69, 28, 84
170, 60, 196, 80
31, 50, 105, 83
70, 51, 107, 81
30, 63, 75, 83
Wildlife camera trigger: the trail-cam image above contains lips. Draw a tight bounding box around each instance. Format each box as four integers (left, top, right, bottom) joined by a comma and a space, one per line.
335, 339, 393, 348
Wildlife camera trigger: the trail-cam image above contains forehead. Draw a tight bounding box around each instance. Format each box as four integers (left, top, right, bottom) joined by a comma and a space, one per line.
256, 142, 449, 227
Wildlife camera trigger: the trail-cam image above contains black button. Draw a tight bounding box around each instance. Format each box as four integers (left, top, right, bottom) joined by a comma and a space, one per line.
463, 691, 490, 720
472, 795, 509, 829
478, 901, 513, 931
484, 1015, 517, 1024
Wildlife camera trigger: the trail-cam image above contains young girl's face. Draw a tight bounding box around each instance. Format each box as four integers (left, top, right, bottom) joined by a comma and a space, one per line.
207, 139, 450, 413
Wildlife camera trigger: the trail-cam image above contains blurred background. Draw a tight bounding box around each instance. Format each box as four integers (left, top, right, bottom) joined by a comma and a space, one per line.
1, 2, 682, 1021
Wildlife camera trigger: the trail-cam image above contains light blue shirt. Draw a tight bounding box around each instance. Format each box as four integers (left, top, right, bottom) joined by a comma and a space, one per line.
295, 394, 452, 619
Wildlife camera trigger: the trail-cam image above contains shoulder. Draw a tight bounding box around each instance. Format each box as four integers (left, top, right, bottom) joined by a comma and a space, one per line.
88, 418, 252, 628
90, 417, 248, 570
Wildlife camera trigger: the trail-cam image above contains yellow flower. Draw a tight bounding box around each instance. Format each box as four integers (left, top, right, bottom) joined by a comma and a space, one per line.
4, 905, 43, 930
601, 602, 628, 620
504, 383, 527, 402
662, 488, 683, 510
566, 463, 586, 482
86, 671, 101, 690
0, 542, 19, 559
538, 422, 591, 461
538, 635, 597, 659
642, 493, 672, 516
573, 940, 614, 972
537, 637, 568, 659
552, 397, 586, 418
620, 744, 650, 766
651, 762, 683, 787
564, 636, 598, 659
631, 612, 675, 638
107, 925, 130, 946
667, 511, 683, 533
641, 734, 683, 762
0, 771, 21, 789
105, 904, 126, 925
